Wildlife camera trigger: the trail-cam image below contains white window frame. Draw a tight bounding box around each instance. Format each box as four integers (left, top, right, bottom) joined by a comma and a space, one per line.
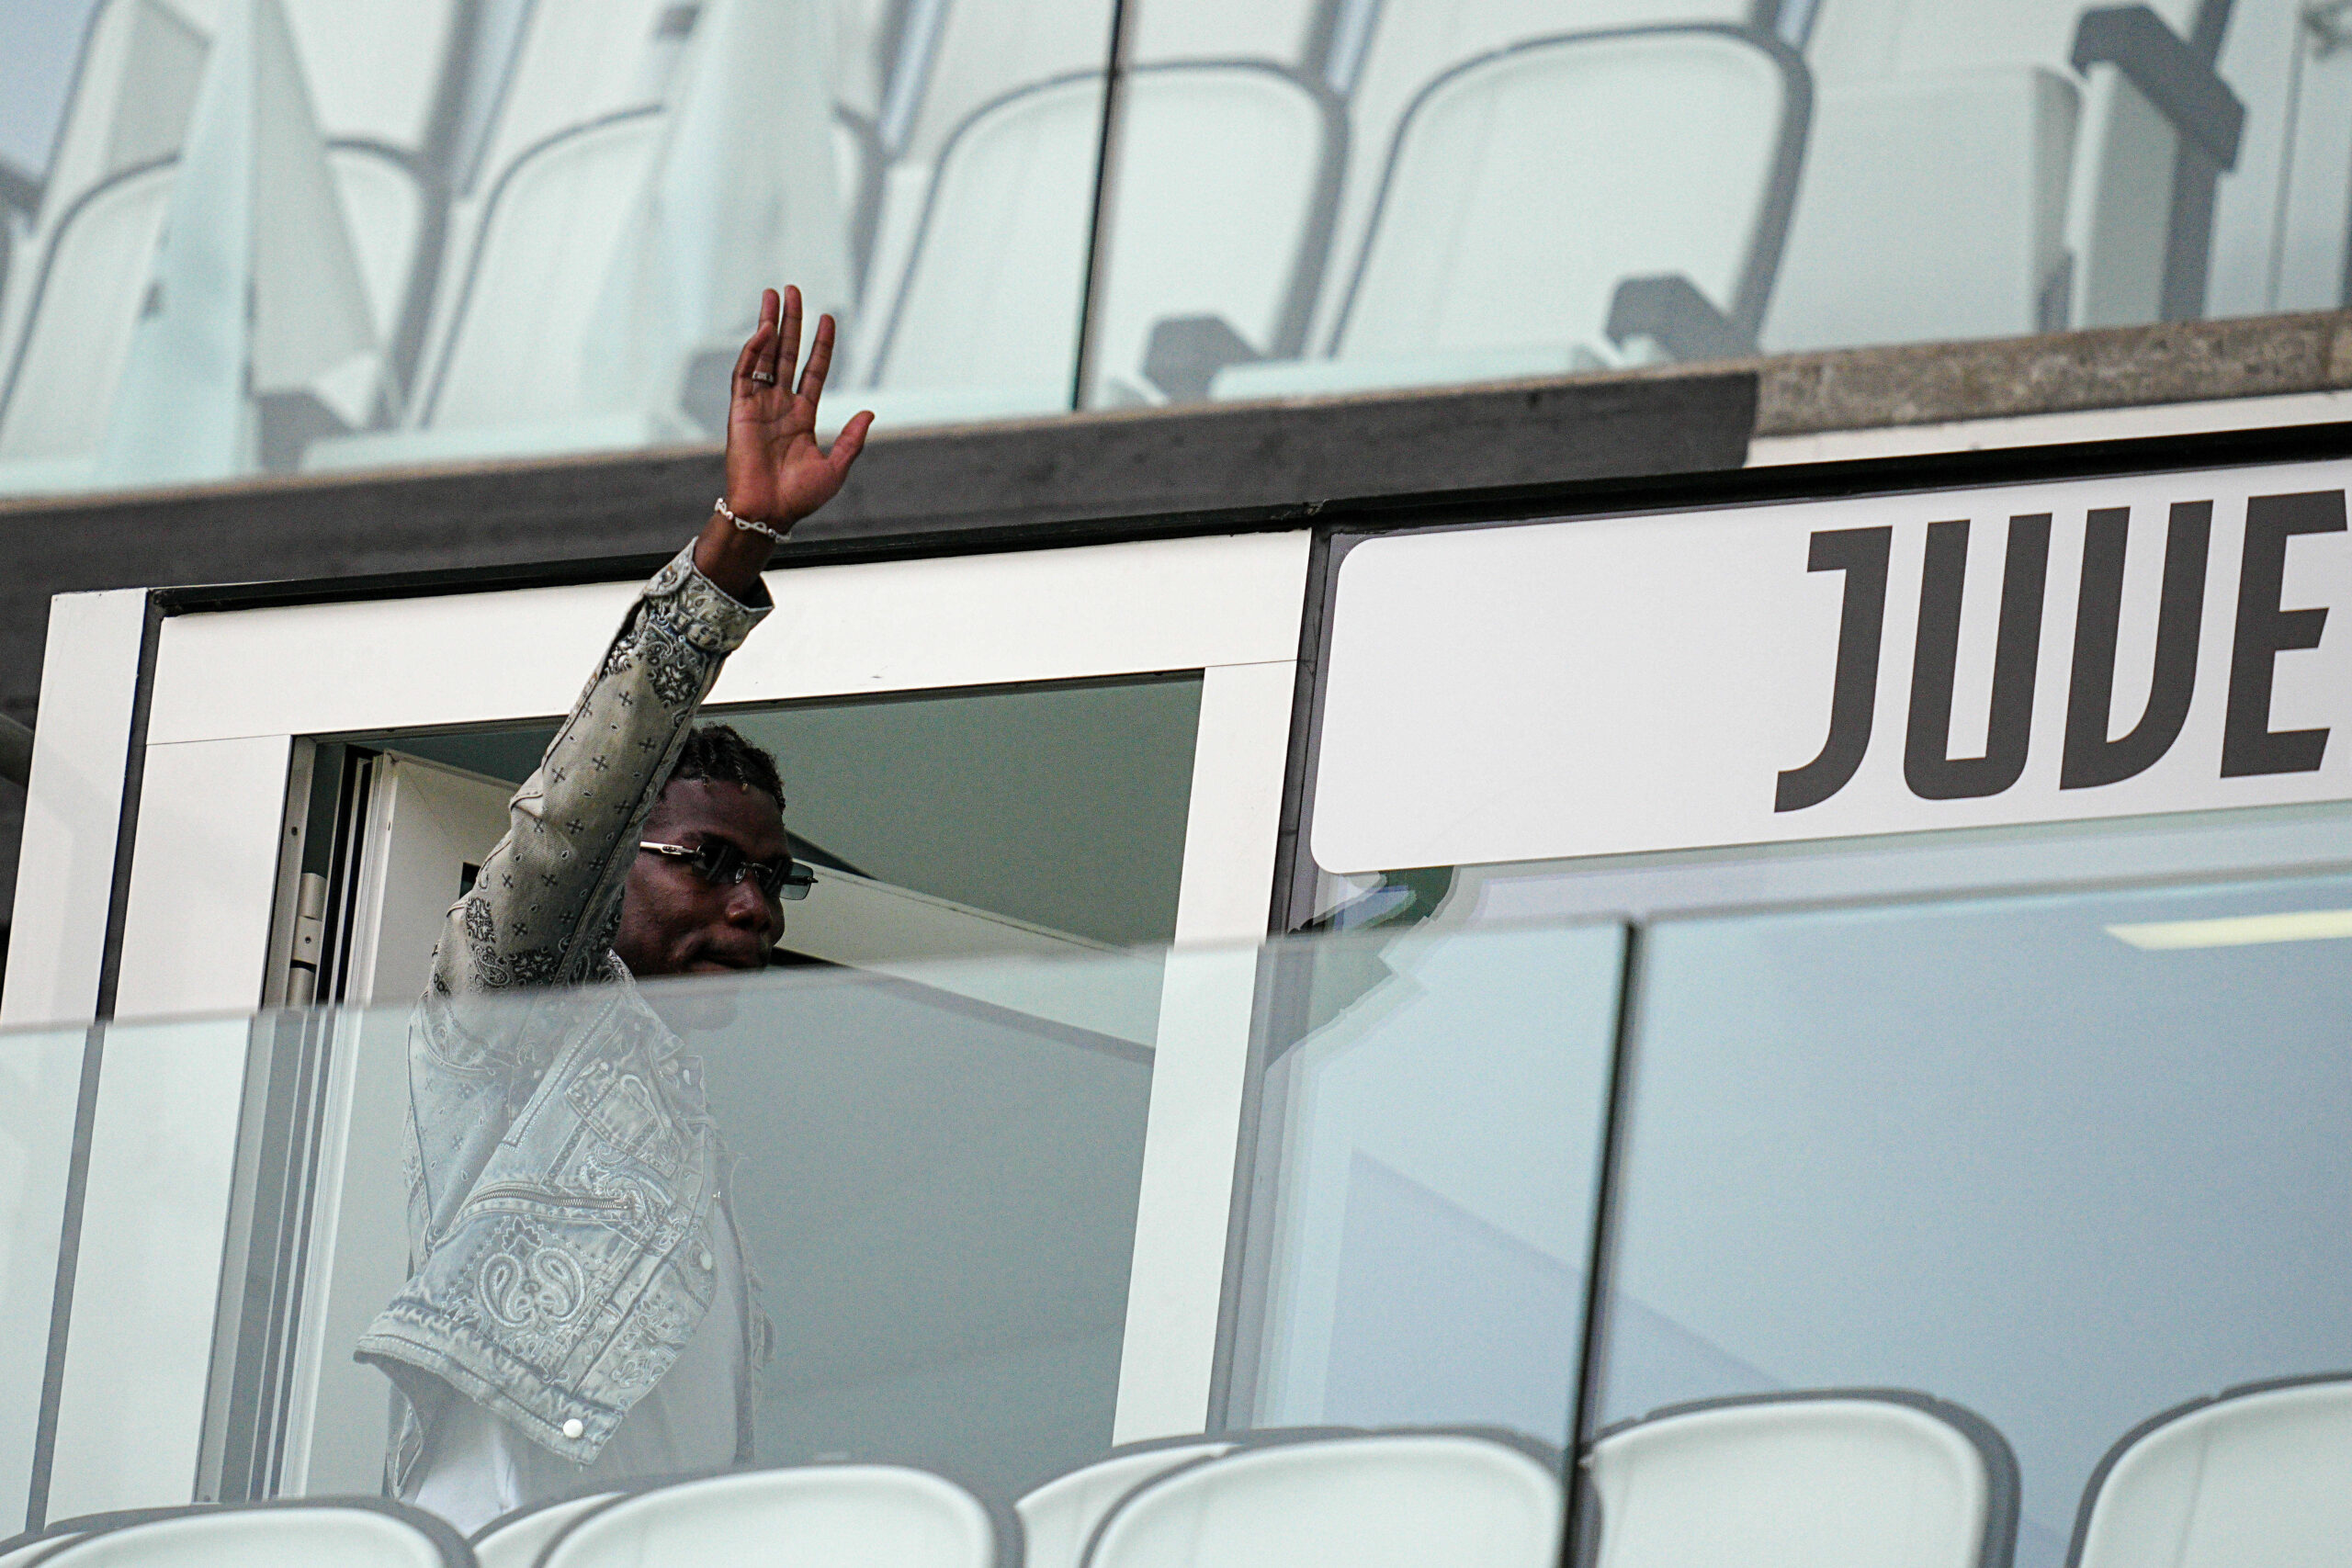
10, 529, 1310, 1514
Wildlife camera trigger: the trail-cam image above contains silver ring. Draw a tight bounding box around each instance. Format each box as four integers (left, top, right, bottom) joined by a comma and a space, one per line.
750, 369, 777, 385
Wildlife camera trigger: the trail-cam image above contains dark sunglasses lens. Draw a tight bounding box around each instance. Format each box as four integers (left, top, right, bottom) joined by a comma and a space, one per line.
690, 841, 748, 886
769, 862, 815, 902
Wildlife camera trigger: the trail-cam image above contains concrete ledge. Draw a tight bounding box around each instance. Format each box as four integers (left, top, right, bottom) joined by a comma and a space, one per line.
1753, 310, 2352, 435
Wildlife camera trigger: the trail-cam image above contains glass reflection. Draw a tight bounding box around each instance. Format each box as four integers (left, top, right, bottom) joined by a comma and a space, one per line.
1231, 919, 1625, 1448
286, 952, 1157, 1522
0, 0, 2347, 494
1612, 873, 2352, 1568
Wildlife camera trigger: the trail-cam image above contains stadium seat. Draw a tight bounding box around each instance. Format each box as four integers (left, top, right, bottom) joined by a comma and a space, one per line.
1077, 62, 1343, 405
0, 0, 209, 487
0, 164, 176, 487
537, 1464, 1005, 1568
1016, 1427, 1374, 1568
864, 58, 1339, 411
402, 110, 670, 434
1015, 1438, 1236, 1568
1219, 25, 1806, 397
2066, 1372, 2352, 1567
1767, 0, 2245, 346
326, 144, 426, 347
1582, 1390, 2018, 1568
854, 71, 1102, 417
24, 1499, 470, 1568
1297, 0, 1758, 351
469, 1491, 622, 1568
0, 1532, 79, 1567
1081, 1428, 1563, 1568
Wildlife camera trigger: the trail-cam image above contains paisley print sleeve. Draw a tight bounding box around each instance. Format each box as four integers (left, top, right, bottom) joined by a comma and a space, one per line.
426, 543, 772, 1039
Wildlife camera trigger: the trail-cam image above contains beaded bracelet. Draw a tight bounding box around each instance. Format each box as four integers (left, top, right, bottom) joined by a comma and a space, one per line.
713, 496, 790, 545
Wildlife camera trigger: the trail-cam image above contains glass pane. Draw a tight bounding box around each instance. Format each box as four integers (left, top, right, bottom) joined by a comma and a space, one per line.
0, 1024, 89, 1529
1611, 872, 2352, 1568
1229, 919, 1624, 1449
40, 1015, 254, 1528
277, 948, 1157, 1523
0, 0, 1114, 500
1094, 0, 2351, 410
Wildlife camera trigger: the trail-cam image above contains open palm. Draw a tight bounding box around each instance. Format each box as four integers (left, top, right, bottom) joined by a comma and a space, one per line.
724, 287, 874, 529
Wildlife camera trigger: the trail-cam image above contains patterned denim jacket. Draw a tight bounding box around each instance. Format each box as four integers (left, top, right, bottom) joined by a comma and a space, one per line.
355, 542, 774, 1489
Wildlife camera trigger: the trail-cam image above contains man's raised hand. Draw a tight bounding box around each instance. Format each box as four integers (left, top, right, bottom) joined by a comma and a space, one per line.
696, 288, 874, 599
723, 286, 874, 532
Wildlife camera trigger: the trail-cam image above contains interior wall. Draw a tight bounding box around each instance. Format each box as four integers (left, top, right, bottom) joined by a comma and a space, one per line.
382, 673, 1204, 949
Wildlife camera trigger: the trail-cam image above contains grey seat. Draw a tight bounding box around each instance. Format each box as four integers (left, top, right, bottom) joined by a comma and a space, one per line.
537, 1463, 1006, 1568
1017, 1427, 1373, 1568
2066, 1372, 2352, 1566
1212, 24, 1809, 399
1082, 1428, 1563, 1568
468, 1490, 621, 1568
1016, 1438, 1236, 1568
1582, 1390, 2018, 1568
23, 1499, 470, 1568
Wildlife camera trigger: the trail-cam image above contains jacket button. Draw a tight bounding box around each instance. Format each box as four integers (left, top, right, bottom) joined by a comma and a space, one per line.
696, 1246, 714, 1270
562, 1418, 584, 1439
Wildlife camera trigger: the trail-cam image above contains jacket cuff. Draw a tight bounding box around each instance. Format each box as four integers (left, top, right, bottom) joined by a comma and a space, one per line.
643, 540, 772, 657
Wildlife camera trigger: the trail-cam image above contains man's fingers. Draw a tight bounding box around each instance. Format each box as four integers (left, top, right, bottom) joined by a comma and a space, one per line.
797, 314, 837, 404
826, 410, 874, 476
734, 321, 775, 390
751, 288, 785, 385
776, 286, 803, 389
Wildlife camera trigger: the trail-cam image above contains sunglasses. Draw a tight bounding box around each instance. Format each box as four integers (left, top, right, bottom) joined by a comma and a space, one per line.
638, 840, 816, 902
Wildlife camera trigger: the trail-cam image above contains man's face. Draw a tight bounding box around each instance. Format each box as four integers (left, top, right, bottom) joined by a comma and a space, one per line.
613, 777, 787, 980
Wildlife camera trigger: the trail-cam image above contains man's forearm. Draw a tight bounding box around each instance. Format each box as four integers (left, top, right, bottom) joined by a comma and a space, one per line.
427, 540, 771, 1010
693, 506, 784, 604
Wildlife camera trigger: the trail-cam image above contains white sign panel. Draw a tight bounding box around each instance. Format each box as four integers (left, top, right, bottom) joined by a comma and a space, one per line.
1310, 458, 2352, 873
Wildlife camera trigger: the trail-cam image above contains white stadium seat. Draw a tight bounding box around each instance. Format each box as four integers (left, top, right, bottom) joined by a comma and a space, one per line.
0, 164, 176, 486
1081, 1429, 1563, 1568
0, 1534, 80, 1567
1298, 0, 1757, 356
862, 58, 1340, 411
1769, 0, 2245, 346
0, 0, 208, 489
469, 1492, 622, 1568
537, 1464, 1004, 1568
25, 1500, 469, 1568
1583, 1391, 2016, 1568
1080, 62, 1341, 406
404, 110, 672, 432
1221, 25, 1805, 396
1015, 1438, 1235, 1568
2067, 1373, 2352, 1568
856, 71, 1102, 417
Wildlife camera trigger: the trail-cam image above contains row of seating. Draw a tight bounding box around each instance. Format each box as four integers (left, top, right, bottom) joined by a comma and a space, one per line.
3, 1373, 2344, 1566
0, 0, 2278, 489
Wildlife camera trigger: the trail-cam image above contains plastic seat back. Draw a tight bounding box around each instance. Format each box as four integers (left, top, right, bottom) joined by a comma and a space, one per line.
27, 1500, 469, 1568
862, 73, 1101, 408
1329, 27, 1805, 366
1016, 1438, 1234, 1568
469, 1492, 621, 1568
1075, 62, 1340, 404
1586, 1391, 2016, 1568
0, 164, 175, 466
1800, 0, 2230, 330
2068, 1374, 2352, 1568
413, 112, 667, 429
1084, 1429, 1562, 1568
539, 1464, 1002, 1568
